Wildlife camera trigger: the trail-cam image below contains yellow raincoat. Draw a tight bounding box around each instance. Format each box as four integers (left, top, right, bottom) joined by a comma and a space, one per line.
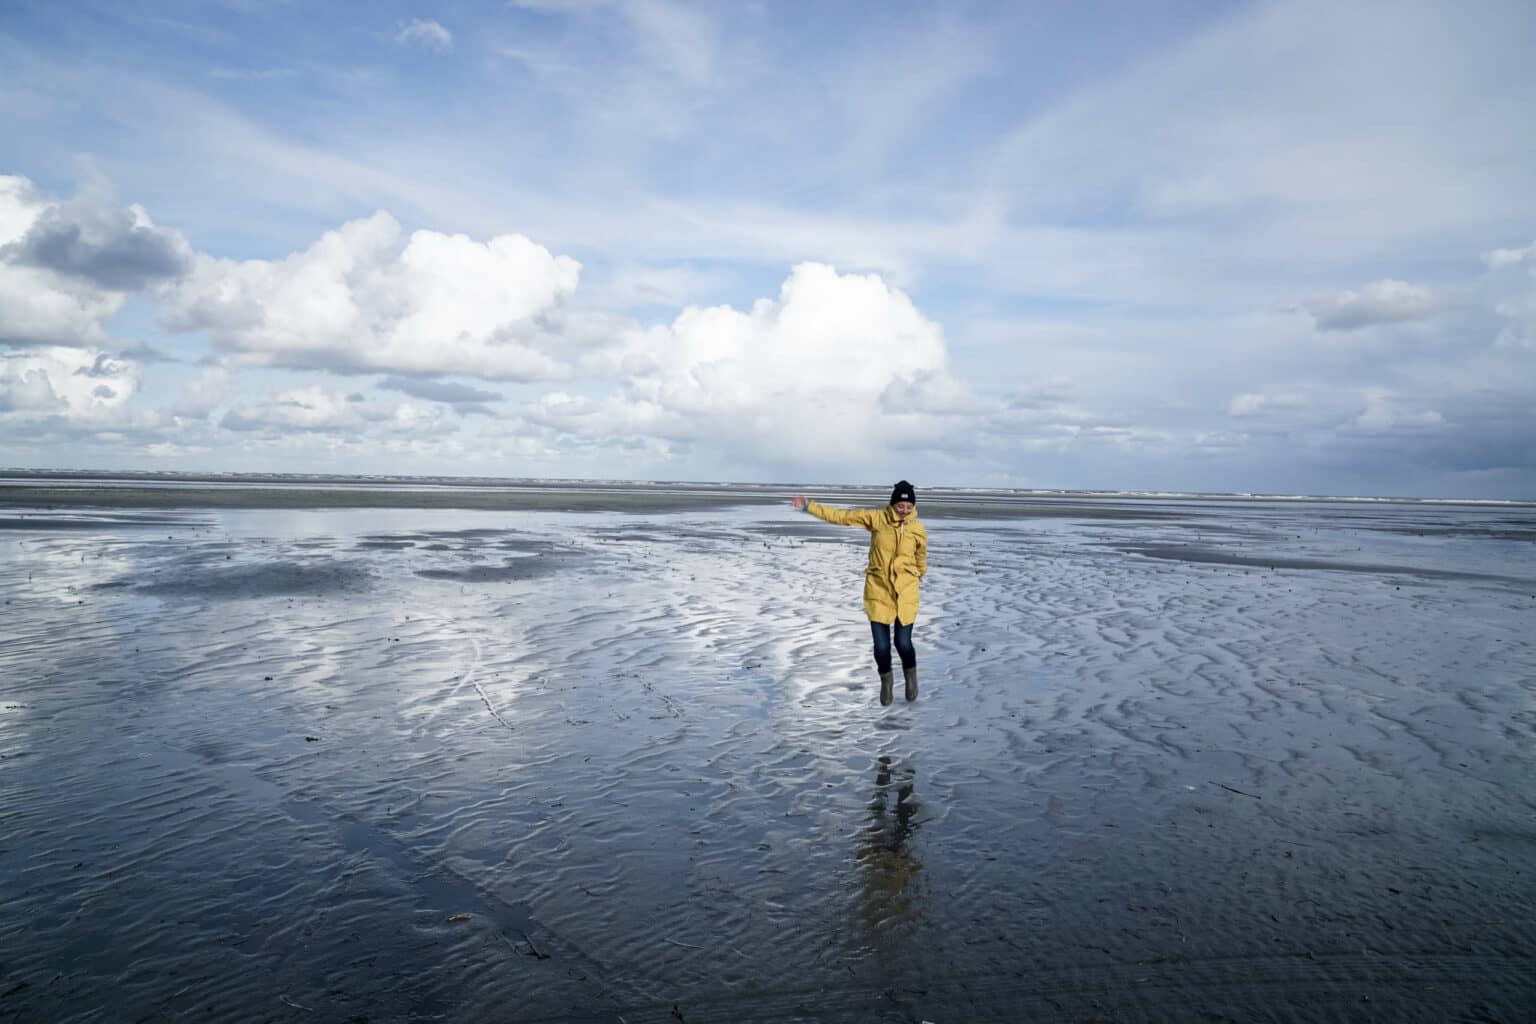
805, 501, 928, 623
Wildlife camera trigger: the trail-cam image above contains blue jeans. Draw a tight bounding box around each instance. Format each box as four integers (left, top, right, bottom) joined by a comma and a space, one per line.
870, 619, 915, 675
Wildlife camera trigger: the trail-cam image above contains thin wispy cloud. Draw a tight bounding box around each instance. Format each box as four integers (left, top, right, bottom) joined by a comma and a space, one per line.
207, 66, 300, 81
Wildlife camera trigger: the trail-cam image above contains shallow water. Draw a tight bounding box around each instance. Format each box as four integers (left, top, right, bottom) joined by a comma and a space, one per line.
2, 494, 1535, 1022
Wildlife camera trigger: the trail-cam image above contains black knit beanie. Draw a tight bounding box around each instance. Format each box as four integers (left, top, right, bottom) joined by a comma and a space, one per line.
889, 480, 916, 505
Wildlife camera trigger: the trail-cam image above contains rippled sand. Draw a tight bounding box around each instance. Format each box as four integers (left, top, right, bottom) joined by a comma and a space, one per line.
2, 489, 1535, 1022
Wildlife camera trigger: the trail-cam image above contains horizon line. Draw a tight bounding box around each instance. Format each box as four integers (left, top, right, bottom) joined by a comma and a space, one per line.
2, 467, 1531, 507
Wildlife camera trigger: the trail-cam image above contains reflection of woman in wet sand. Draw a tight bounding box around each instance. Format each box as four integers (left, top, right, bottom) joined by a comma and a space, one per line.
790, 481, 927, 706
856, 756, 922, 934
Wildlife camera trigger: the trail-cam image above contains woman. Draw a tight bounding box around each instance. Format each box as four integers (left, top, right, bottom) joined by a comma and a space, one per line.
790, 481, 927, 705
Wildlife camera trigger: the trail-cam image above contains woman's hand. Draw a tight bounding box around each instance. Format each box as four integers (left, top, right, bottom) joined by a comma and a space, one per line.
790, 495, 808, 511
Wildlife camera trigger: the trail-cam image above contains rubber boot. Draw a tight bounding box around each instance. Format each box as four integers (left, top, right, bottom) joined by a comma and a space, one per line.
903, 664, 918, 702
879, 671, 894, 706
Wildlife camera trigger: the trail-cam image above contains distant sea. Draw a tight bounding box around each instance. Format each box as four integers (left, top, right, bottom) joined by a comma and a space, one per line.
2, 468, 1529, 508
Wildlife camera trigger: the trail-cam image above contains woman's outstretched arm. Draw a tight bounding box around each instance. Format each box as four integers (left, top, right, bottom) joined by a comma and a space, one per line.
790, 495, 878, 528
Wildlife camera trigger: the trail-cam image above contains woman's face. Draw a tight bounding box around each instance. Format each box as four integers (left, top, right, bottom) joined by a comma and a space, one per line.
893, 501, 915, 519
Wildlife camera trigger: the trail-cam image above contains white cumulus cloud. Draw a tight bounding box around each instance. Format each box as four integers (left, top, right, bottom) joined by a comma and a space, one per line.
540, 261, 963, 466
0, 176, 191, 348
1298, 279, 1452, 332
161, 212, 580, 380
0, 347, 139, 421
2, 184, 192, 291
396, 18, 453, 53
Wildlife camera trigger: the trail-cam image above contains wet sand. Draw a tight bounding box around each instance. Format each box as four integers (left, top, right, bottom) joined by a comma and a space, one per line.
2, 482, 1535, 1022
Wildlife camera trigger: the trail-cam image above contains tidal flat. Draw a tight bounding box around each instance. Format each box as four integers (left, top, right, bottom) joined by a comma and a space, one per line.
2, 480, 1535, 1022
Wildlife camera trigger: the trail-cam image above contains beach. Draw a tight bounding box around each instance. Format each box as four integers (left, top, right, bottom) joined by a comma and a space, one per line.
2, 477, 1534, 1022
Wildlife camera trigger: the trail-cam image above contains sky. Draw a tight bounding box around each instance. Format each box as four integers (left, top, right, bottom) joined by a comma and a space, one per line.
1, 0, 1534, 498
